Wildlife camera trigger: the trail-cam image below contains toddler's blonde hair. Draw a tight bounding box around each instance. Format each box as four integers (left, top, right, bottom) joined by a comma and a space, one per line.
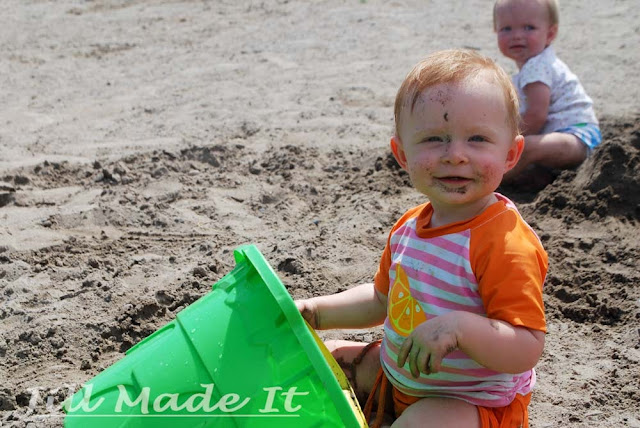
394, 49, 520, 138
493, 0, 559, 31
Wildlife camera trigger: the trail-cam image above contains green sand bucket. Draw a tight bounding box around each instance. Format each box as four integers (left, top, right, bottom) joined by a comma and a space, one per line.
63, 245, 367, 427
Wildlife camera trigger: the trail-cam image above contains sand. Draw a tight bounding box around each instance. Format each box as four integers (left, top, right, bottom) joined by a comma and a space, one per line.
0, 1, 639, 427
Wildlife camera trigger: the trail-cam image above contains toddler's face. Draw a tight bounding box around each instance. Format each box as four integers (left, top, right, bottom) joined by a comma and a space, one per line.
393, 72, 521, 212
495, 0, 557, 68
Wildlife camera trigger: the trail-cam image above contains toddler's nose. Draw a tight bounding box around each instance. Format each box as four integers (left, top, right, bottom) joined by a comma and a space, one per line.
442, 140, 469, 164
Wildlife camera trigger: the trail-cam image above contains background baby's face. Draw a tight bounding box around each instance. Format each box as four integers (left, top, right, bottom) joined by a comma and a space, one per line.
495, 0, 557, 67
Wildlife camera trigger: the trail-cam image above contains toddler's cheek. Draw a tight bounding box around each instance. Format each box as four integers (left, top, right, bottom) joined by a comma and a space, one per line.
410, 158, 436, 174
477, 163, 504, 185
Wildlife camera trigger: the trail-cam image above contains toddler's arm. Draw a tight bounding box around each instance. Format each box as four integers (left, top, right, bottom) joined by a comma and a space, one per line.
295, 283, 387, 330
520, 82, 551, 135
397, 311, 544, 377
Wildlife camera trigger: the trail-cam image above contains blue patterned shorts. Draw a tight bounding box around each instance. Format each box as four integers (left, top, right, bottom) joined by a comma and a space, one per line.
555, 123, 602, 152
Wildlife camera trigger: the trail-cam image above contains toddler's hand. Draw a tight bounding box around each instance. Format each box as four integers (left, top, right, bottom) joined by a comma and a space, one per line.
295, 299, 320, 329
396, 312, 460, 378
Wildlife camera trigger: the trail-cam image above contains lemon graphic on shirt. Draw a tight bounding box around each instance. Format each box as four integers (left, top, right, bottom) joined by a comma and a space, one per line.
389, 265, 427, 335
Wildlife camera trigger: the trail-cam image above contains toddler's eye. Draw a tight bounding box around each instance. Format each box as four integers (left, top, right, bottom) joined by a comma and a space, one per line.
499, 26, 512, 32
525, 25, 536, 31
423, 136, 443, 143
469, 135, 487, 142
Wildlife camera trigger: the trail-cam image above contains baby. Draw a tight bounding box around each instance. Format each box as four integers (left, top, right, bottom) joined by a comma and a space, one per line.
494, 0, 601, 187
297, 49, 547, 427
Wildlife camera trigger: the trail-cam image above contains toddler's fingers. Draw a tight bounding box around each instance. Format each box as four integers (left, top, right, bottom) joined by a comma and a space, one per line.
417, 349, 431, 375
294, 300, 309, 319
295, 299, 319, 329
396, 336, 413, 369
428, 354, 442, 374
408, 349, 420, 378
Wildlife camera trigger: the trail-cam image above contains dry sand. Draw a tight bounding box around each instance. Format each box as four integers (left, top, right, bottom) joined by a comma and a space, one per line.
1, 1, 639, 427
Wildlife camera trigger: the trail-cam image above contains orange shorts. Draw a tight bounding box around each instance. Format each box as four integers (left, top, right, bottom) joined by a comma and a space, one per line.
392, 386, 532, 428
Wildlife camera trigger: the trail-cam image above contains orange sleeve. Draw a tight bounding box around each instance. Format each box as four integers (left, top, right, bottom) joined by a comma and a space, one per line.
374, 242, 392, 295
374, 204, 428, 295
471, 210, 548, 332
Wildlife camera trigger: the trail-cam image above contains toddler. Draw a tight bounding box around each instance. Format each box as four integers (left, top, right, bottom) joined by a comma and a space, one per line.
494, 0, 601, 187
297, 49, 548, 427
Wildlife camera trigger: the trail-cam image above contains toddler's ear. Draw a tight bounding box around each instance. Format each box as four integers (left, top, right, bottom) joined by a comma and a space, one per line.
505, 135, 525, 171
390, 136, 408, 170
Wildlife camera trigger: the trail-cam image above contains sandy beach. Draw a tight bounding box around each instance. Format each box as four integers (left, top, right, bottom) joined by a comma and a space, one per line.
1, 1, 639, 426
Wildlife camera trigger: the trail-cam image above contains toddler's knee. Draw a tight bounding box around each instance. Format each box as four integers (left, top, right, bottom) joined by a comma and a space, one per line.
390, 410, 419, 428
323, 339, 342, 353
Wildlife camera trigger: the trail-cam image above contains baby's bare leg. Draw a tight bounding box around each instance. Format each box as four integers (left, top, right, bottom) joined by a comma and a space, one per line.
325, 339, 382, 403
391, 397, 480, 428
326, 339, 395, 425
504, 132, 587, 181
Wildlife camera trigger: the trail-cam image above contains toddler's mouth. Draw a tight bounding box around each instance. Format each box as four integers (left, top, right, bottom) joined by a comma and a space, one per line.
437, 176, 471, 185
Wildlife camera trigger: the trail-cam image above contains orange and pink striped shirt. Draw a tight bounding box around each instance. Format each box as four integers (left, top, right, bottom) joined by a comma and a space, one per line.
374, 193, 547, 407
